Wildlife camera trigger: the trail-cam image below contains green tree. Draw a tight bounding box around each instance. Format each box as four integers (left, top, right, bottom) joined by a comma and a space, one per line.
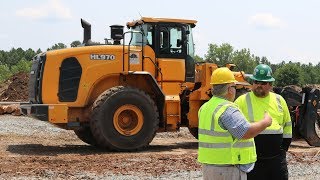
0, 64, 12, 82
7, 49, 20, 67
300, 63, 317, 84
274, 63, 302, 86
194, 55, 204, 62
70, 40, 81, 47
260, 56, 270, 65
0, 52, 3, 64
11, 58, 32, 74
25, 48, 36, 61
232, 48, 255, 73
205, 43, 234, 66
36, 48, 42, 54
315, 62, 320, 83
47, 43, 67, 51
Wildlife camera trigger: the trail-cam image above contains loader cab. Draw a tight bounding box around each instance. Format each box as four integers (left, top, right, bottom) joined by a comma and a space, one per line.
155, 23, 195, 82
128, 18, 196, 82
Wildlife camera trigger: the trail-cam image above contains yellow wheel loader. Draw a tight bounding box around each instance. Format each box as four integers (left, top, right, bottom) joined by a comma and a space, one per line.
20, 17, 320, 151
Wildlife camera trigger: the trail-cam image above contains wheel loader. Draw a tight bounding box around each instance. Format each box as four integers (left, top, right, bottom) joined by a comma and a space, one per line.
20, 17, 320, 151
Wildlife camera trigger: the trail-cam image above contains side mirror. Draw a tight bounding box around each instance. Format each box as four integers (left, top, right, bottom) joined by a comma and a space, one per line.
181, 26, 189, 45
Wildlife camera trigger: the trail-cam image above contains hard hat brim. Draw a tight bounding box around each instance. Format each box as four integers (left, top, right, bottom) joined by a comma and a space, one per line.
250, 76, 275, 82
235, 81, 251, 86
210, 79, 238, 85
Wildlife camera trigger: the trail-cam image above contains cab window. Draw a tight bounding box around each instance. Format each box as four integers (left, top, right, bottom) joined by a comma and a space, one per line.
159, 26, 183, 56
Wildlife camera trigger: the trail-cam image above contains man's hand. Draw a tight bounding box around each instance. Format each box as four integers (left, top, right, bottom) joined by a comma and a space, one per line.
242, 112, 273, 139
262, 112, 272, 127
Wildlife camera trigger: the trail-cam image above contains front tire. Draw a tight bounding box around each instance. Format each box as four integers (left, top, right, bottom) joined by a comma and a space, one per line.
74, 125, 97, 146
90, 86, 159, 151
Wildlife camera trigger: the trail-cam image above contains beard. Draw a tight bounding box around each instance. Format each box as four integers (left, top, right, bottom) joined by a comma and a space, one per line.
252, 87, 268, 97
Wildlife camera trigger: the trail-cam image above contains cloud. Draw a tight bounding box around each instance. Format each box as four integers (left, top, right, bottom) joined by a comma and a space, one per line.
249, 13, 285, 29
15, 0, 72, 21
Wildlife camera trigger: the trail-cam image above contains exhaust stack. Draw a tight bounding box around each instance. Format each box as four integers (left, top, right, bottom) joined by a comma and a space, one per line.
81, 19, 92, 45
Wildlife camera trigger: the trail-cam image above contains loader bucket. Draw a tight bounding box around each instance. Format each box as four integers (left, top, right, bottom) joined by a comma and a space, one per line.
299, 87, 320, 146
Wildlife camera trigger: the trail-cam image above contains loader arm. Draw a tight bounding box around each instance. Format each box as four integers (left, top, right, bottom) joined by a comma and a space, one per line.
276, 86, 320, 146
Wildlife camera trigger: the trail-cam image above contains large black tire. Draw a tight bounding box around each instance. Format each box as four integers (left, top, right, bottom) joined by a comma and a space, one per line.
314, 118, 320, 140
90, 86, 159, 151
74, 125, 97, 146
188, 127, 198, 139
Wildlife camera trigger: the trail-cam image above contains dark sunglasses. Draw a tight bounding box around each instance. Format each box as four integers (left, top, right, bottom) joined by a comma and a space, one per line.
253, 80, 269, 85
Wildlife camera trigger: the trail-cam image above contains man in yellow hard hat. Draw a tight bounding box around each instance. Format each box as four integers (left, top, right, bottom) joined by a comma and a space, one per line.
235, 64, 292, 180
198, 67, 272, 180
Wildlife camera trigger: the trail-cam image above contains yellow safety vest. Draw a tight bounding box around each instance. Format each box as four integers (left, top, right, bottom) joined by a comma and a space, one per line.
235, 92, 292, 138
198, 96, 256, 165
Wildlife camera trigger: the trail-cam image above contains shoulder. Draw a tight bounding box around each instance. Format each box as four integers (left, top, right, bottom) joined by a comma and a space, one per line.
234, 92, 250, 104
222, 105, 243, 119
271, 92, 287, 104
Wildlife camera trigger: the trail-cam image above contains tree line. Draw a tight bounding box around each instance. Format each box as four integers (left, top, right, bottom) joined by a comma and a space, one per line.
195, 43, 320, 87
0, 41, 81, 82
0, 41, 319, 87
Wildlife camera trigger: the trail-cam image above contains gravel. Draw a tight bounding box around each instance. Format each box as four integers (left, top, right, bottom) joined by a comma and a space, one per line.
1, 115, 320, 179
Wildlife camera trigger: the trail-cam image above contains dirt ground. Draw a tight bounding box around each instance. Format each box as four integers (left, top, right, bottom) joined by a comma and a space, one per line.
0, 73, 29, 102
0, 74, 320, 179
0, 116, 201, 179
0, 116, 320, 179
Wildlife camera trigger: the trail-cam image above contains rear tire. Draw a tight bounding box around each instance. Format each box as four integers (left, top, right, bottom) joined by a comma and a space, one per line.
90, 86, 159, 151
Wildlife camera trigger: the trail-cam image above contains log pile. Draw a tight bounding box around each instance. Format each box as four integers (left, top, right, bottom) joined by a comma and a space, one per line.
0, 104, 21, 116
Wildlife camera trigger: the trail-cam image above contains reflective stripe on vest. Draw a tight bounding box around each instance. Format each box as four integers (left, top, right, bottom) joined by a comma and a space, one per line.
245, 93, 254, 122
210, 101, 231, 130
245, 93, 284, 134
276, 94, 283, 112
284, 121, 292, 127
198, 128, 230, 137
283, 121, 293, 138
198, 100, 255, 148
199, 141, 255, 149
198, 97, 257, 165
260, 129, 283, 134
283, 134, 292, 138
246, 93, 283, 120
198, 101, 233, 138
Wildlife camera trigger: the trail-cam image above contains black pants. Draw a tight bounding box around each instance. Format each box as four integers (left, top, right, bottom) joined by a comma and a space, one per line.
248, 151, 288, 180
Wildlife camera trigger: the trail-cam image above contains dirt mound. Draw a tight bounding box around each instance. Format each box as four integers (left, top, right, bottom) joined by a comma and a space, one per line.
0, 73, 29, 102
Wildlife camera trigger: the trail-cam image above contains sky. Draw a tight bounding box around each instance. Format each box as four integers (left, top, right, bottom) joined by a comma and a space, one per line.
0, 0, 320, 65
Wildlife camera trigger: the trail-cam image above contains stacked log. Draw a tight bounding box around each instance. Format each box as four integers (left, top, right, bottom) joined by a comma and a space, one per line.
0, 104, 21, 116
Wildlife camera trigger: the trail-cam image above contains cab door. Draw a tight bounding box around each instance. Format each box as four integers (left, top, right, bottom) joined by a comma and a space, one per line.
155, 24, 195, 84
155, 23, 186, 83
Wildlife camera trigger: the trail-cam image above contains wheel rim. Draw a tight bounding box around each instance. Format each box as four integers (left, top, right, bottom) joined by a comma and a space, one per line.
113, 104, 144, 136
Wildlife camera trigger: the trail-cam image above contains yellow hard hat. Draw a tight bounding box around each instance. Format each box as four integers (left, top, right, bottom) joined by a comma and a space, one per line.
210, 67, 238, 85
